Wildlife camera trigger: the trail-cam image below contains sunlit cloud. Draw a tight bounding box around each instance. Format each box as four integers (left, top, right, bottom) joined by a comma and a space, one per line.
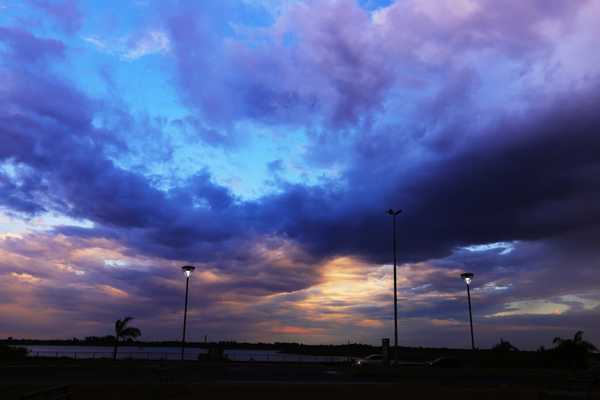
0, 210, 93, 236
11, 272, 41, 284
559, 294, 600, 311
462, 242, 515, 255
97, 284, 129, 298
489, 300, 569, 317
271, 325, 325, 335
82, 30, 171, 61
124, 30, 171, 60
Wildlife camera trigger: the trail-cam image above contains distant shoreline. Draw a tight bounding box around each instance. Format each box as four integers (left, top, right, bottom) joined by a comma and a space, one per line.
1, 339, 462, 357
2, 339, 382, 355
0, 339, 532, 356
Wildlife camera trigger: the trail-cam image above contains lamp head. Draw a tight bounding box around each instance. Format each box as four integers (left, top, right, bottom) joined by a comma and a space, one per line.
182, 265, 195, 278
461, 272, 474, 285
387, 209, 402, 216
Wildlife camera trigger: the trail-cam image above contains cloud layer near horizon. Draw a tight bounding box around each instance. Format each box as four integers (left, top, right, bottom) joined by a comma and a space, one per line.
1, 0, 599, 349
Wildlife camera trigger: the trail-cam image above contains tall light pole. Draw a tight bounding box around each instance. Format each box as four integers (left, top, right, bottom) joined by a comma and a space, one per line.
460, 272, 475, 350
181, 265, 195, 360
387, 209, 402, 364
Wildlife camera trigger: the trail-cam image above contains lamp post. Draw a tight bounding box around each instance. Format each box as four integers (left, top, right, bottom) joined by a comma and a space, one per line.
460, 272, 475, 350
386, 209, 402, 364
181, 265, 195, 360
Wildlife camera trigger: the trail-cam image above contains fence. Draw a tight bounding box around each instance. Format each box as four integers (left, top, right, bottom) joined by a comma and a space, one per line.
27, 350, 348, 363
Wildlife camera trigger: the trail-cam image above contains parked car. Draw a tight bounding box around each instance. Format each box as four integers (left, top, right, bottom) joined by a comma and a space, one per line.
353, 354, 384, 366
428, 357, 461, 368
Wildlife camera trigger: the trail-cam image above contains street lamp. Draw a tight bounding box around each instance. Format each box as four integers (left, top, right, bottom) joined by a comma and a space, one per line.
386, 208, 402, 364
181, 265, 195, 360
460, 272, 475, 350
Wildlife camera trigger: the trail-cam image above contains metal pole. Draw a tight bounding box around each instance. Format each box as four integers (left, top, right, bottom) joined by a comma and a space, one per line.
467, 284, 475, 350
392, 214, 398, 364
181, 276, 190, 360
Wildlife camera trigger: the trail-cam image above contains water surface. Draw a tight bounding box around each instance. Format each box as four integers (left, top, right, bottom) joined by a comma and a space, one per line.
23, 345, 346, 363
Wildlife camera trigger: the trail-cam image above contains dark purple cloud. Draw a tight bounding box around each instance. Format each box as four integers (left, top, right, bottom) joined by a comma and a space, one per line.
2, 4, 599, 270
3, 48, 600, 279
0, 27, 65, 64
165, 0, 590, 135
167, 1, 395, 130
26, 0, 83, 34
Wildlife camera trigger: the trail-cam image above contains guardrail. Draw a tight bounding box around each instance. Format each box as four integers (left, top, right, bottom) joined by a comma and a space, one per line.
29, 350, 191, 360
27, 350, 348, 363
20, 385, 72, 400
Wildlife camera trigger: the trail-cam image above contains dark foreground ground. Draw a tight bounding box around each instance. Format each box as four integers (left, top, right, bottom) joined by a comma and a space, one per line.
3, 383, 546, 400
2, 359, 599, 399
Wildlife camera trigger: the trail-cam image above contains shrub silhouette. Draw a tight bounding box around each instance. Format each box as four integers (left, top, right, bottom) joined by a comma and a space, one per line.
0, 344, 28, 361
552, 331, 597, 369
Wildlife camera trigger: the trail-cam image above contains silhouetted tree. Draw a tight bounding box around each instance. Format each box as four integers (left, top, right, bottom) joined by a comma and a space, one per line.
113, 317, 141, 360
0, 344, 28, 361
492, 339, 519, 352
552, 331, 597, 369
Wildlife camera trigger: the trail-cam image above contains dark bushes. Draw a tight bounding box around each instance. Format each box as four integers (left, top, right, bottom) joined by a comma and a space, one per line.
0, 344, 28, 361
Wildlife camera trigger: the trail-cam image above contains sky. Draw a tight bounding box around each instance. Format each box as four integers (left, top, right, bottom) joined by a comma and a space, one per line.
1, 0, 599, 350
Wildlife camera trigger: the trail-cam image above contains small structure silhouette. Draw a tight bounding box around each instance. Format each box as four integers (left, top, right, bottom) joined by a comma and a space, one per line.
492, 339, 519, 352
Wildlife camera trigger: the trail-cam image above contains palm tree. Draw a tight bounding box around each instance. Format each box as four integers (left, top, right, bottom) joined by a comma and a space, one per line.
113, 317, 142, 360
552, 331, 598, 369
